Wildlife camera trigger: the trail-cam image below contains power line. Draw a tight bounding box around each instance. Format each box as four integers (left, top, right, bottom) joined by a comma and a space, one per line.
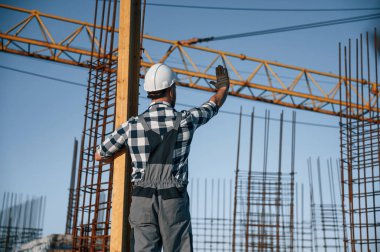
146, 3, 380, 12
0, 65, 87, 88
100, 1, 380, 12
0, 64, 339, 129
192, 13, 380, 42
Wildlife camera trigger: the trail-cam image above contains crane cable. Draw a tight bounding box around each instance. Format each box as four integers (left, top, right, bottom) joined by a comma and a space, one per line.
147, 3, 380, 12
179, 13, 380, 45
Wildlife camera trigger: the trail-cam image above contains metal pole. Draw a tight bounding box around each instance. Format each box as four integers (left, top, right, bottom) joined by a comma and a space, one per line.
366, 31, 378, 252
258, 110, 270, 251
110, 0, 141, 251
230, 179, 233, 250
197, 178, 199, 219
296, 183, 299, 252
374, 27, 380, 251
301, 184, 304, 251
360, 33, 370, 250
245, 108, 255, 251
66, 138, 78, 235
204, 178, 208, 251
345, 42, 356, 251
290, 111, 296, 251
276, 111, 284, 252
211, 179, 214, 249
338, 42, 349, 252
355, 37, 364, 252
308, 159, 318, 252
232, 107, 242, 251
191, 178, 193, 217
317, 158, 327, 252
217, 178, 220, 251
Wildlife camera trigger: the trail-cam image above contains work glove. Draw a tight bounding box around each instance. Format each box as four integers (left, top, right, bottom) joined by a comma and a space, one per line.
210, 65, 229, 89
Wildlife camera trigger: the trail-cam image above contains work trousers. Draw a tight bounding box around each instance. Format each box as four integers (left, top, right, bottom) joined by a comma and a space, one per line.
129, 112, 193, 251
129, 189, 193, 252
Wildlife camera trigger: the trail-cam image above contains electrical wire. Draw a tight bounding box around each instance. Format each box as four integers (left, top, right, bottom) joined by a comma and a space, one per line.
146, 3, 380, 12
193, 13, 380, 42
99, 1, 380, 12
0, 64, 339, 129
96, 1, 380, 40
0, 65, 87, 88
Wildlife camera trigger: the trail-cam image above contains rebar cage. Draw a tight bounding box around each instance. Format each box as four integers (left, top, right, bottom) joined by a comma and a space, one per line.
72, 0, 118, 250
339, 29, 380, 251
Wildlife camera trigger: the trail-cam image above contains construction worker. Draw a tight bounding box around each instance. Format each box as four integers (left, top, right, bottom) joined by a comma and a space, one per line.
95, 63, 229, 251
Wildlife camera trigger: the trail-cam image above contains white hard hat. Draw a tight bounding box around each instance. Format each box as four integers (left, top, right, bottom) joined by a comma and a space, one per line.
144, 63, 177, 92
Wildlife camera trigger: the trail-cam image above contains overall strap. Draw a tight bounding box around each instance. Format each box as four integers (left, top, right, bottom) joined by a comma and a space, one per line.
138, 114, 151, 132
137, 112, 182, 155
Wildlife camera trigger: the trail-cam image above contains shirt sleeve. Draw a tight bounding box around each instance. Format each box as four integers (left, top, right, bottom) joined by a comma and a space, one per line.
182, 100, 218, 130
96, 121, 130, 158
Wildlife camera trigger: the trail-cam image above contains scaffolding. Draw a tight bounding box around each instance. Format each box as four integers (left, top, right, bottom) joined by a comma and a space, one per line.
339, 29, 380, 251
71, 0, 118, 250
0, 192, 46, 252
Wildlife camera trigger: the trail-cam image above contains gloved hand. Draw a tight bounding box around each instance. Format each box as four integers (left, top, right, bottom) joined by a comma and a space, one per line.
210, 65, 229, 89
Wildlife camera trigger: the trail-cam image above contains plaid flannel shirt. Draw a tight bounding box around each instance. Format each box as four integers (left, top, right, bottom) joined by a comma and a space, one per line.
96, 100, 218, 183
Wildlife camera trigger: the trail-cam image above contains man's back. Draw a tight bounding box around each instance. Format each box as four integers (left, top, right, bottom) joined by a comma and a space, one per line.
97, 100, 218, 184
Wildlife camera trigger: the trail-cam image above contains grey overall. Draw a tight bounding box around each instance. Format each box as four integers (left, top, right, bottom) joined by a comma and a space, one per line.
129, 112, 193, 252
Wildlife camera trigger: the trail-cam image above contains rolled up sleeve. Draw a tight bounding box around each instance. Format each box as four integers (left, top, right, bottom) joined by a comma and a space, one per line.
183, 100, 218, 130
96, 121, 129, 158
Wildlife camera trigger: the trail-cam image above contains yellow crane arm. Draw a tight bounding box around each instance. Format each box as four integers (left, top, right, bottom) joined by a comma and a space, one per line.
0, 4, 378, 119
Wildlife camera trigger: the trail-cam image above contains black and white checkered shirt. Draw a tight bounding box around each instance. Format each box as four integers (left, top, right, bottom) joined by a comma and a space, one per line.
96, 100, 218, 183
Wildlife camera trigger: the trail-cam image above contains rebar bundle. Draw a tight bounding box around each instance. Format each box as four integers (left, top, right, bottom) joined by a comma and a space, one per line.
295, 184, 313, 251
307, 158, 344, 251
0, 192, 46, 252
189, 178, 234, 251
232, 109, 296, 251
295, 219, 313, 252
71, 0, 119, 250
339, 28, 380, 251
236, 171, 294, 251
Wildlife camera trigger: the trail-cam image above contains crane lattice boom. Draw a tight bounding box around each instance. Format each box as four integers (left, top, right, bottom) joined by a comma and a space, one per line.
0, 4, 378, 120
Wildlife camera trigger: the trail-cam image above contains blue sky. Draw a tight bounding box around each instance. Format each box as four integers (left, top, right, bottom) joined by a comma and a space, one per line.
1, 0, 379, 236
